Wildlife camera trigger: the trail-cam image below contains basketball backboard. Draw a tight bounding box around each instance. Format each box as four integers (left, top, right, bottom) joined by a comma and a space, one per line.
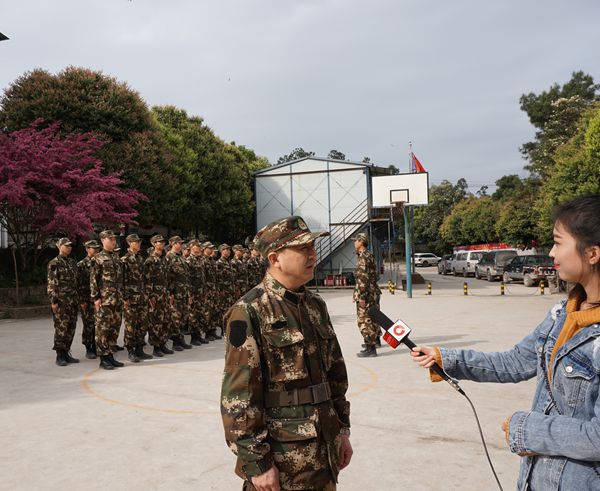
371, 172, 429, 207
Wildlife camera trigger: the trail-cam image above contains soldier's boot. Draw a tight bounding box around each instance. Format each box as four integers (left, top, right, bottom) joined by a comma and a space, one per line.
136, 345, 153, 360
171, 338, 184, 352
64, 351, 80, 364
152, 346, 164, 357
55, 350, 68, 367
85, 344, 97, 359
179, 337, 192, 349
190, 335, 203, 346
99, 355, 115, 370
212, 328, 223, 340
356, 345, 377, 358
112, 345, 125, 352
127, 348, 141, 363
160, 344, 174, 355
107, 353, 125, 367
198, 334, 209, 344
362, 338, 382, 349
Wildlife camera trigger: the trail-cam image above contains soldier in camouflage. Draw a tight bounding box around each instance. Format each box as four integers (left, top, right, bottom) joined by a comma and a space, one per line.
231, 244, 249, 298
186, 239, 209, 346
166, 236, 193, 351
216, 243, 236, 330
47, 237, 80, 366
77, 239, 100, 359
221, 216, 352, 491
121, 234, 153, 363
352, 232, 382, 358
91, 230, 125, 370
201, 241, 222, 342
144, 235, 174, 357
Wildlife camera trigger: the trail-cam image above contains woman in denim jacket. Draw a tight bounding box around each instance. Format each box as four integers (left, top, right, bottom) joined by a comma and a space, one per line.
412, 195, 600, 490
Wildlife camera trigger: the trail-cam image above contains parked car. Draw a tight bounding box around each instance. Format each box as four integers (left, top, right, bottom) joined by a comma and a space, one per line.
414, 253, 441, 267
475, 249, 518, 282
503, 255, 556, 287
452, 250, 486, 277
437, 254, 454, 275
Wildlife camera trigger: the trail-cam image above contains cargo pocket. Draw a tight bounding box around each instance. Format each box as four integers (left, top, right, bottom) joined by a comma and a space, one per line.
314, 321, 336, 371
267, 416, 318, 442
262, 323, 308, 382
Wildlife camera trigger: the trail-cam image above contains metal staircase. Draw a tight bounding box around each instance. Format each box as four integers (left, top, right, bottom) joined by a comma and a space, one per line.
315, 199, 369, 269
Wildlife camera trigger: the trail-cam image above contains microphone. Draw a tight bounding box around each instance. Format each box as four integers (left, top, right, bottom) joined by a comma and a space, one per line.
368, 306, 464, 395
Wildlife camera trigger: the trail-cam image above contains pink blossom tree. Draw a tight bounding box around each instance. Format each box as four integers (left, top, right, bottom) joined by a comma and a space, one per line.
0, 121, 146, 282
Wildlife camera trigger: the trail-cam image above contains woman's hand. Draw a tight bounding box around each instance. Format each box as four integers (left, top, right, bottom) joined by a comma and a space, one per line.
409, 345, 438, 368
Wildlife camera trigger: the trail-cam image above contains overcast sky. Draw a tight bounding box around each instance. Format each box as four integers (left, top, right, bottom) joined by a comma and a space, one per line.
2, 0, 599, 192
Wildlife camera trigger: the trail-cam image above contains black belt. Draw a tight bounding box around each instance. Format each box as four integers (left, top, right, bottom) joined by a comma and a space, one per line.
264, 382, 331, 408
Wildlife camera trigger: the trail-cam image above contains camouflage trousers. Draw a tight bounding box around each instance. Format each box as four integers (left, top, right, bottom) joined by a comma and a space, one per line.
79, 302, 96, 346
242, 481, 335, 491
202, 293, 219, 331
52, 298, 78, 351
189, 291, 207, 336
169, 292, 188, 340
148, 295, 170, 347
123, 298, 148, 349
356, 301, 381, 346
95, 302, 123, 356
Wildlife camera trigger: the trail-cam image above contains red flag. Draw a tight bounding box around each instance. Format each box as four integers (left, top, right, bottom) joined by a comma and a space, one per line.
411, 153, 426, 173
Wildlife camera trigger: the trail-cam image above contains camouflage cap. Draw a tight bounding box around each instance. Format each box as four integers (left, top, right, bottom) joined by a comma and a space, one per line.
202, 241, 215, 249
126, 234, 141, 244
255, 216, 329, 258
219, 243, 231, 252
84, 239, 100, 249
352, 232, 369, 245
99, 230, 116, 240
232, 244, 243, 251
150, 234, 166, 245
187, 239, 201, 248
56, 237, 73, 247
169, 235, 183, 245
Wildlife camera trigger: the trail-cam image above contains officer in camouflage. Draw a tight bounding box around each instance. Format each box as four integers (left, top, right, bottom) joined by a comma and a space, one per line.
47, 237, 80, 366
221, 216, 352, 491
352, 232, 382, 358
165, 235, 193, 351
216, 243, 235, 328
186, 239, 209, 345
121, 234, 153, 362
77, 239, 100, 359
91, 230, 125, 370
144, 234, 174, 357
231, 244, 248, 298
201, 241, 221, 341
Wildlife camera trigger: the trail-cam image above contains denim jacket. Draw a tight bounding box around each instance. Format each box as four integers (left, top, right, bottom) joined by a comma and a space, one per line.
439, 300, 600, 490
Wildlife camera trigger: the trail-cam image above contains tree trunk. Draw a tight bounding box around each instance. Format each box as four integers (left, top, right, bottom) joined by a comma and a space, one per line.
10, 246, 20, 305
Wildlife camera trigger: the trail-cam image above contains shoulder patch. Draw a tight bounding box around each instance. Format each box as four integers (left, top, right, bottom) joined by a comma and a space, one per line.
272, 320, 287, 330
229, 320, 247, 348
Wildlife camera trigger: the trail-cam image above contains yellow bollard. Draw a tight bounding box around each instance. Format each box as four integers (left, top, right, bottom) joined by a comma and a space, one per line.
500, 281, 505, 296
463, 282, 468, 296
388, 280, 396, 295
427, 282, 432, 295
540, 281, 545, 295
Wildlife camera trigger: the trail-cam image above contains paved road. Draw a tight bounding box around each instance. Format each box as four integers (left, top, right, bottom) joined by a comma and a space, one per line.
0, 269, 562, 490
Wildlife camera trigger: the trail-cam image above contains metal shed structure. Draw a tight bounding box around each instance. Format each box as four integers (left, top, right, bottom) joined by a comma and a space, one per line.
254, 157, 393, 282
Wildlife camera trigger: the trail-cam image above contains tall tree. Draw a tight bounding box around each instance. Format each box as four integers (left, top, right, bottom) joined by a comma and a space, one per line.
277, 147, 315, 165
327, 149, 346, 160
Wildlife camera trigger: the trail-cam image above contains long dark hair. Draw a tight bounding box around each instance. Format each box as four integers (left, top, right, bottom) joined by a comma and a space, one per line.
553, 194, 600, 305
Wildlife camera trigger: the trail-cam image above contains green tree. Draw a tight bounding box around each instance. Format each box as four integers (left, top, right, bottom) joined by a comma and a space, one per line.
277, 147, 315, 164
440, 196, 500, 246
492, 174, 526, 200
327, 149, 346, 160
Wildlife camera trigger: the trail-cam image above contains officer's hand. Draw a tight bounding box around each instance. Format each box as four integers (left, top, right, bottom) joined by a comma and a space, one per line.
410, 345, 437, 368
339, 434, 353, 470
188, 297, 193, 305
51, 303, 59, 314
359, 299, 366, 308
251, 465, 280, 491
169, 294, 174, 306
94, 299, 101, 311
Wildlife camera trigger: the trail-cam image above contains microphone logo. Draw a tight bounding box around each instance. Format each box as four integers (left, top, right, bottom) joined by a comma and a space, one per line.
382, 320, 412, 349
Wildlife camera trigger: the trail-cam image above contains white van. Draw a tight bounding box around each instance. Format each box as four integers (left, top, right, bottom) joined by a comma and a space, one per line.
452, 250, 486, 277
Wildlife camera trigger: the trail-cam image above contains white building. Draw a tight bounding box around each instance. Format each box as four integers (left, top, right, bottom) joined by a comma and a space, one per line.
254, 157, 393, 282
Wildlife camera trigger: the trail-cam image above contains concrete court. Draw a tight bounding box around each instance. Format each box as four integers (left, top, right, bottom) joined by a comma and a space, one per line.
0, 269, 562, 491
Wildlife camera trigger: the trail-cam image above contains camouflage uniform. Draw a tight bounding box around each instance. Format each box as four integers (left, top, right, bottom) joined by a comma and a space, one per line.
47, 249, 78, 352
216, 245, 236, 325
201, 244, 220, 335
121, 243, 147, 350
90, 240, 124, 357
77, 253, 96, 349
144, 244, 170, 348
165, 240, 191, 343
221, 217, 349, 490
352, 238, 381, 348
186, 244, 207, 341
231, 245, 249, 298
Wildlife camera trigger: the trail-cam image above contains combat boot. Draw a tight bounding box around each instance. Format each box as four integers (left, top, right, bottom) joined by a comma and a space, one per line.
127, 348, 141, 363
112, 345, 125, 351
136, 345, 153, 360
212, 329, 223, 340
190, 335, 203, 346
206, 332, 217, 342
198, 335, 209, 344
99, 355, 114, 370
361, 338, 382, 349
85, 344, 97, 359
171, 339, 184, 352
356, 346, 377, 358
55, 350, 68, 367
160, 344, 174, 355
108, 353, 125, 367
153, 346, 164, 357
64, 351, 80, 363
179, 337, 192, 349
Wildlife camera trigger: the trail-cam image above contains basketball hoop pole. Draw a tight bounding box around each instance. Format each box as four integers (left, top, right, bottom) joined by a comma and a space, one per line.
403, 204, 413, 298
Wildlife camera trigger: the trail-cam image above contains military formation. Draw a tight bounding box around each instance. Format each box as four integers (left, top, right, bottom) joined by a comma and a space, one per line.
47, 230, 266, 369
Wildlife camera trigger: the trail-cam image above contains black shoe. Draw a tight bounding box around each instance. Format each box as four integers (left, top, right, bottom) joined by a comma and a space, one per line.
64, 351, 80, 363
171, 339, 184, 352
179, 338, 192, 349
85, 344, 97, 359
362, 339, 382, 349
112, 345, 125, 351
99, 355, 115, 370
190, 336, 203, 346
55, 350, 68, 367
206, 333, 217, 341
199, 335, 209, 344
160, 345, 174, 355
211, 329, 222, 340
357, 346, 377, 358
127, 349, 141, 363
108, 353, 125, 367
136, 345, 153, 360
153, 346, 164, 357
